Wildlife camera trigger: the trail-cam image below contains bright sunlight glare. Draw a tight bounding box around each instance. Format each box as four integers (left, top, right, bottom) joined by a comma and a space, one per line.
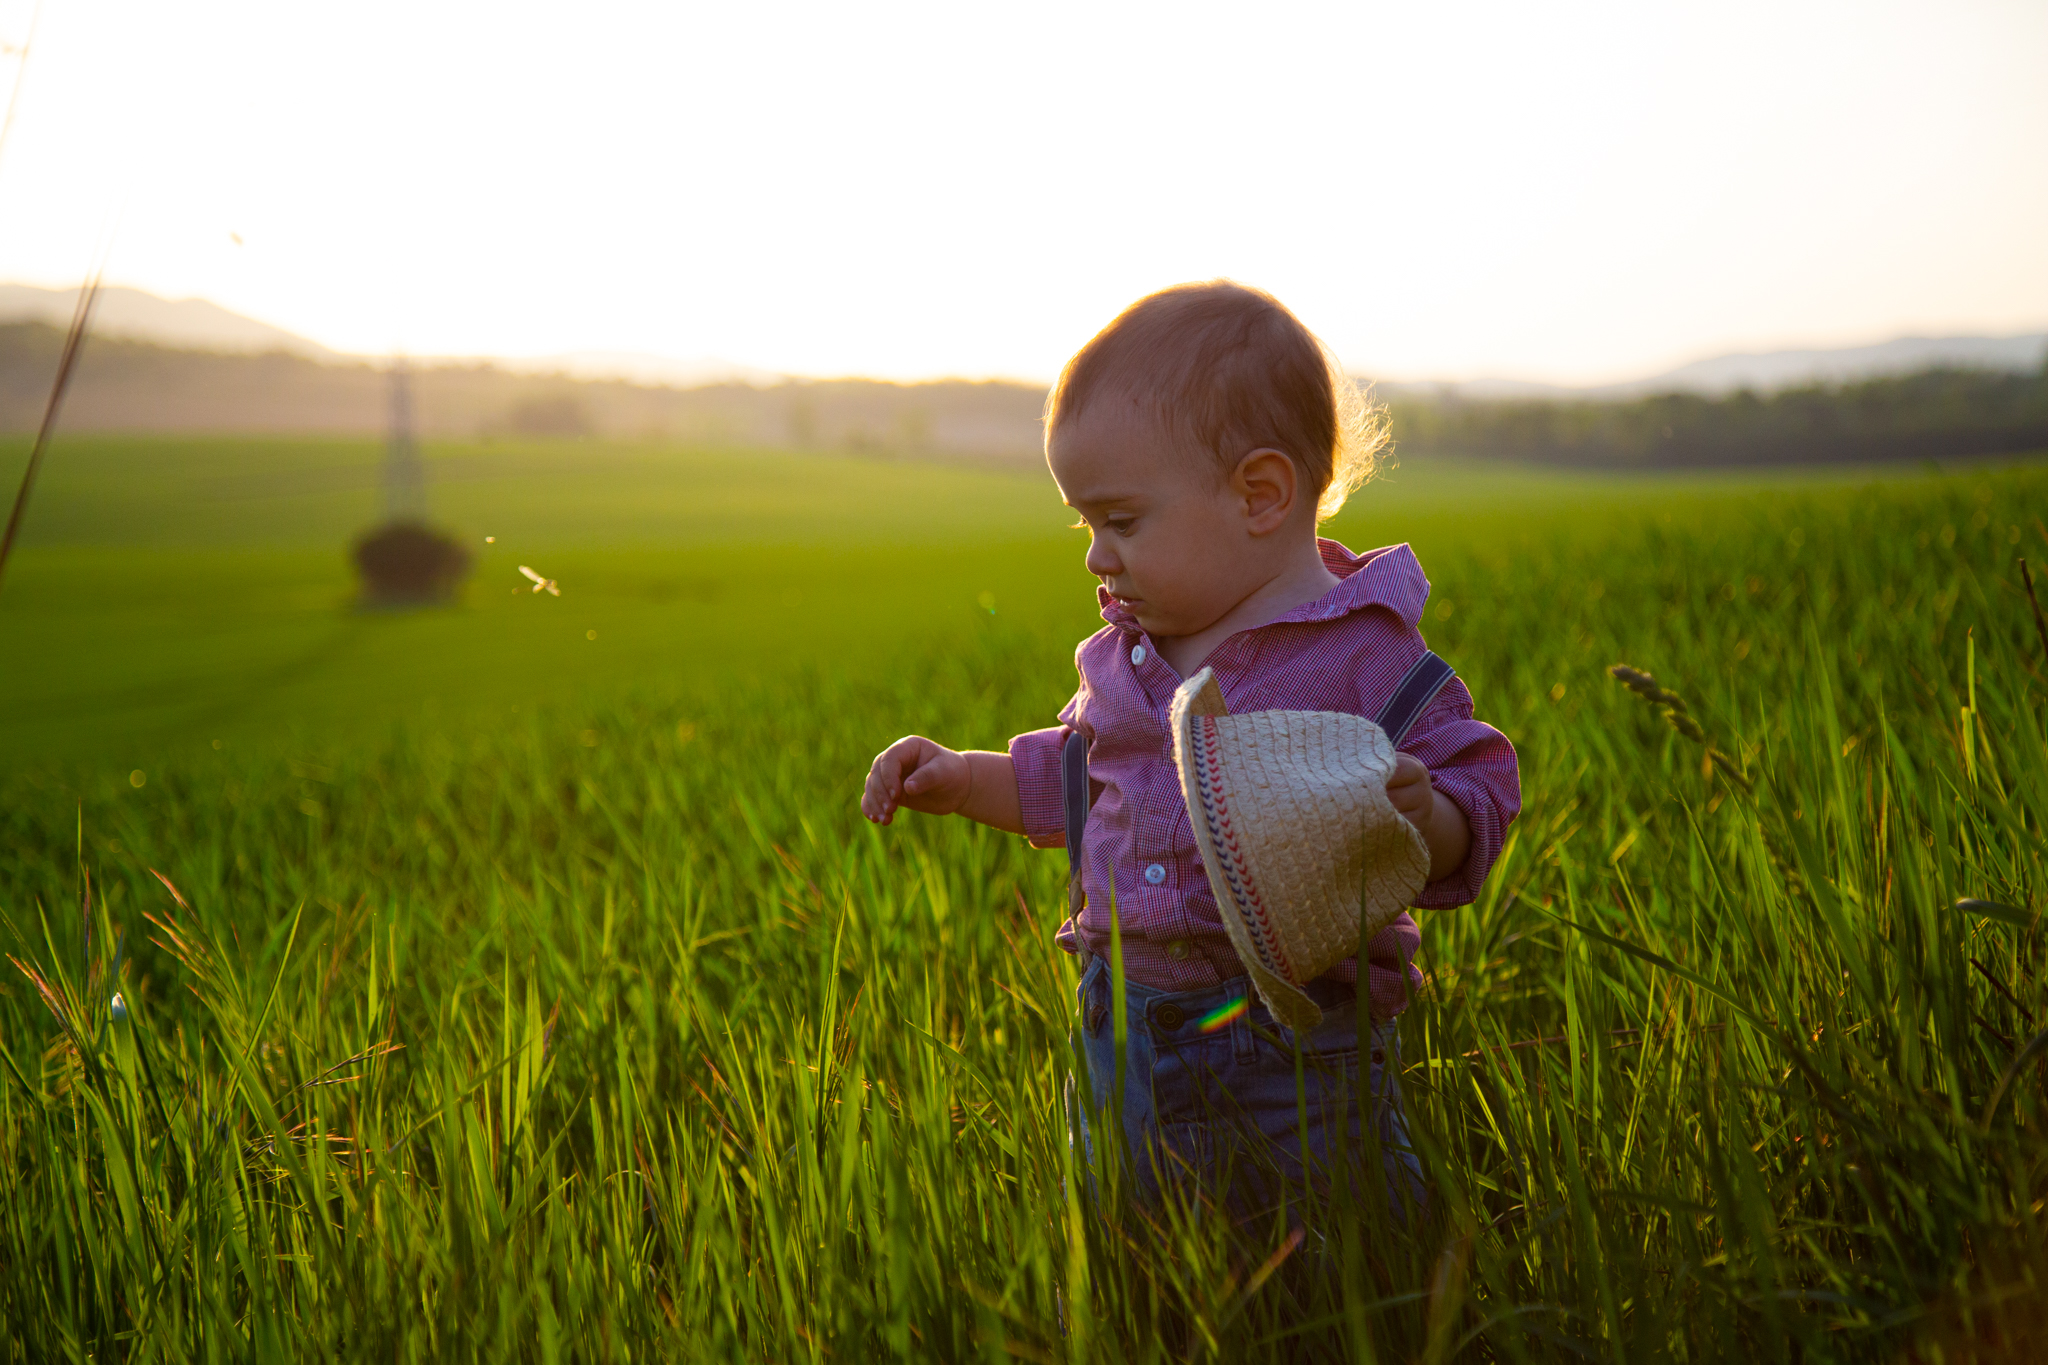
0, 0, 2040, 383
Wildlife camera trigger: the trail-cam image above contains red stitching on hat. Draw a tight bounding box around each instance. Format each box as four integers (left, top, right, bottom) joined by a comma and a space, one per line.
1193, 716, 1294, 981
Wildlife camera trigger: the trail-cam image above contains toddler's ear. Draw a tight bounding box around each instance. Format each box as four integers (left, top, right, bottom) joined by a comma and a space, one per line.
1232, 448, 1299, 533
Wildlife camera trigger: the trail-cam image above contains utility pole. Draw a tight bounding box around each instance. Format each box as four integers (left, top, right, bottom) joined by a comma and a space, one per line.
382, 358, 426, 522
353, 357, 469, 605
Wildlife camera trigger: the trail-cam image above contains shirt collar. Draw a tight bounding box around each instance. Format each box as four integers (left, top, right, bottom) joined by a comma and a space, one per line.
1096, 538, 1430, 633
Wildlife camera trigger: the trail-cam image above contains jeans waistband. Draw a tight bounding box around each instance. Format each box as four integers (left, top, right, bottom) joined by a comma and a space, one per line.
1076, 958, 1378, 1059
1079, 955, 1357, 1012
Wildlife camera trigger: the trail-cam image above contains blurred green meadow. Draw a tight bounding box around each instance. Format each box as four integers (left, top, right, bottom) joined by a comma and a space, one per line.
0, 434, 1908, 765
1, 435, 2045, 1361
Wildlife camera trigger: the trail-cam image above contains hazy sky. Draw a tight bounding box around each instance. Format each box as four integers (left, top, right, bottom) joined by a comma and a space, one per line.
0, 0, 2042, 383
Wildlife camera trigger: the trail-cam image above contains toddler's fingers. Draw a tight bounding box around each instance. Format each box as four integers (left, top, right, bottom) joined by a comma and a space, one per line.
866, 739, 930, 821
863, 756, 902, 822
900, 739, 946, 794
1388, 752, 1428, 783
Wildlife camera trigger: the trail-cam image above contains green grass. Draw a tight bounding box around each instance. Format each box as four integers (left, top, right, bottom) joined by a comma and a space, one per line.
1, 436, 2045, 1361
0, 434, 1917, 762
0, 434, 1099, 760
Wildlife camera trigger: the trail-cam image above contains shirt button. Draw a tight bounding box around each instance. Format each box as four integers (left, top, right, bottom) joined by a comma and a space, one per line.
1165, 939, 1190, 961
1144, 863, 1166, 885
1130, 644, 1147, 666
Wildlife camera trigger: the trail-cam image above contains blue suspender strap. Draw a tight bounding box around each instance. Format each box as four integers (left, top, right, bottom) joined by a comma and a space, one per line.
1061, 729, 1090, 877
1060, 729, 1091, 964
1374, 650, 1457, 747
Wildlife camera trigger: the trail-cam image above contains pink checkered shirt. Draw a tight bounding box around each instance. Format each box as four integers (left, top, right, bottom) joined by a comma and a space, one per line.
1009, 538, 1521, 1020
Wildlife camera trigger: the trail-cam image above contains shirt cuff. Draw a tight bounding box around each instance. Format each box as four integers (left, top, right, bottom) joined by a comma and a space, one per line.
1008, 726, 1070, 849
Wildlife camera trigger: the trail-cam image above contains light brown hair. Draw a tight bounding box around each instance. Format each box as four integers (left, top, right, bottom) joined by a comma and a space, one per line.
1044, 280, 1388, 521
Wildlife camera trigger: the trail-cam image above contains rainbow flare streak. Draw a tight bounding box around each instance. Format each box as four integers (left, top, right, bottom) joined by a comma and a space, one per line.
1198, 996, 1249, 1033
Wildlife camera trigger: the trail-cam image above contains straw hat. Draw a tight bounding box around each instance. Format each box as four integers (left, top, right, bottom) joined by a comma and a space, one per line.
1170, 666, 1430, 1031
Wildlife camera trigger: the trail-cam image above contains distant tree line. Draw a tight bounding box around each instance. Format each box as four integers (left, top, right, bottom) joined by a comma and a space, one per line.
3, 319, 2043, 470
1385, 363, 2048, 468
0, 322, 1046, 464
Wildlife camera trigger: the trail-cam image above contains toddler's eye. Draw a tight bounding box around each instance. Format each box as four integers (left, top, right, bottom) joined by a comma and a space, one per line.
1107, 517, 1136, 536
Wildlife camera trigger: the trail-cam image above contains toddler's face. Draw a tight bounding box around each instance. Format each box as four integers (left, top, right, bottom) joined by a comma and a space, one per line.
1048, 403, 1267, 643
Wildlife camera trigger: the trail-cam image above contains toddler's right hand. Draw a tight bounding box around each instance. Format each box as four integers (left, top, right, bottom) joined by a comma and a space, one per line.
861, 736, 971, 825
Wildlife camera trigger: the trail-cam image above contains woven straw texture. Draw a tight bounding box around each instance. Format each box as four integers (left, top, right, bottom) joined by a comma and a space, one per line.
1169, 667, 1430, 1031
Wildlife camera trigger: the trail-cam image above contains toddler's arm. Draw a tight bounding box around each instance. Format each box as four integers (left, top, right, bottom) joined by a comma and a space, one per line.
1385, 753, 1472, 882
861, 738, 1024, 834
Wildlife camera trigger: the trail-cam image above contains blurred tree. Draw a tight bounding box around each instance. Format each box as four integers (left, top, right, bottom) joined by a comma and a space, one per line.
353, 360, 470, 606
505, 393, 591, 437
352, 521, 471, 606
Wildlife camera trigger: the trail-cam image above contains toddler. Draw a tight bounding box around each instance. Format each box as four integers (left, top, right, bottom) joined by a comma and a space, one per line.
860, 282, 1520, 1218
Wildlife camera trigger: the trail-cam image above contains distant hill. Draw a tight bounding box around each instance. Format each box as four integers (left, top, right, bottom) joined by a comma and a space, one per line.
0, 283, 342, 358
7, 279, 2040, 405
0, 283, 778, 387
1608, 333, 2048, 396
1380, 330, 2048, 400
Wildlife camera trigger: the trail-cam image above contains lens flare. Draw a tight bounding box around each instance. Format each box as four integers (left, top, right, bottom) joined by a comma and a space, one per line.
1198, 996, 1248, 1033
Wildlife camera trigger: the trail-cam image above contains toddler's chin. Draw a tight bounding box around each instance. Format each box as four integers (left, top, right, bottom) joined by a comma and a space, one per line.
1135, 601, 1226, 640
1130, 609, 1175, 638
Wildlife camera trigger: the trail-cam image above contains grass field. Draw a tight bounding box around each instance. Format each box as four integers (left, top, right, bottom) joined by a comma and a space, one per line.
1, 435, 2045, 1361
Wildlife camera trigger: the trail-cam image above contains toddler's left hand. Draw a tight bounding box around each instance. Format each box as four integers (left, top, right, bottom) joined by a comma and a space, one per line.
1387, 753, 1474, 883
1385, 753, 1435, 834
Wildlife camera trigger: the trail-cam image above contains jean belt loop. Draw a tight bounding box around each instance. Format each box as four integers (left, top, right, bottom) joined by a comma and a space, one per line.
1081, 957, 1107, 1036
1231, 984, 1256, 1064
1371, 1016, 1396, 1096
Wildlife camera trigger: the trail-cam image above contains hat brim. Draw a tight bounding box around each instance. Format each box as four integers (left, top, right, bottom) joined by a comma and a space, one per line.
1171, 667, 1328, 1032
1245, 962, 1325, 1033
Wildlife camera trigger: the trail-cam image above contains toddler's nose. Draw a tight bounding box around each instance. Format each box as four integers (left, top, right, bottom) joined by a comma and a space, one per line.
1084, 534, 1121, 579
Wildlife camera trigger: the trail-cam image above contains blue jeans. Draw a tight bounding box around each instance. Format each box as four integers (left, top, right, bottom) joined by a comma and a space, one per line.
1067, 954, 1426, 1224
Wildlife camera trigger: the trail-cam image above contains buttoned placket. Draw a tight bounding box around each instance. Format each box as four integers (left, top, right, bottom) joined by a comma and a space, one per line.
1119, 624, 1265, 982
1122, 626, 1184, 969
1169, 631, 1244, 977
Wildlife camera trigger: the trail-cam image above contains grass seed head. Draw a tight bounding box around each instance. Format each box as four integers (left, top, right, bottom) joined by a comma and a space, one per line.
1609, 664, 1690, 712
